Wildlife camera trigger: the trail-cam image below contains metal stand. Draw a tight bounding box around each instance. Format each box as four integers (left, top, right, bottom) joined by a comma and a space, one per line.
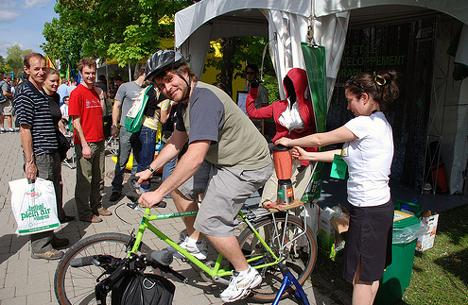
105, 136, 119, 156
62, 133, 76, 169
421, 134, 442, 195
272, 264, 310, 305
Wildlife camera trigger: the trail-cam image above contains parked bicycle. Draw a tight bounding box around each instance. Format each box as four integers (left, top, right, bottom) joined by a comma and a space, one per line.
54, 199, 316, 304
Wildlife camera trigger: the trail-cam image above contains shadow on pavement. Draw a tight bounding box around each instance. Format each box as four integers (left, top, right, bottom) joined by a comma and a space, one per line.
59, 197, 91, 247
0, 234, 29, 264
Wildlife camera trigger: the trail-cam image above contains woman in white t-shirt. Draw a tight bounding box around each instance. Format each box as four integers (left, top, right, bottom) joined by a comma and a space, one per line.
276, 70, 399, 305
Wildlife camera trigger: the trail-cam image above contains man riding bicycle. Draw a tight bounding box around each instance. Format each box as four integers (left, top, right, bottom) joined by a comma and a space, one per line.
136, 50, 273, 302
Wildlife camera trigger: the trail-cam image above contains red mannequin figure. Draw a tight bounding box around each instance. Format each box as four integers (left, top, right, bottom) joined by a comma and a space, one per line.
246, 68, 317, 207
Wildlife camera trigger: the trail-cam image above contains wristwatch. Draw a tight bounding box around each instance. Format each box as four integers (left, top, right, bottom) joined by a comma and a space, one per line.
148, 166, 156, 174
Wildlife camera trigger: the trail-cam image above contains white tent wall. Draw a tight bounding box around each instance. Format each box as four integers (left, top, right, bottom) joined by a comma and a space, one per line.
453, 25, 468, 194
427, 17, 467, 194
266, 10, 349, 101
177, 26, 212, 79
452, 80, 468, 194
315, 0, 468, 25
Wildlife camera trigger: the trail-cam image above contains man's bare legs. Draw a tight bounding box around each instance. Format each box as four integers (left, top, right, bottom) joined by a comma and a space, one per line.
170, 189, 200, 240
170, 190, 248, 271
5, 115, 12, 130
206, 235, 249, 271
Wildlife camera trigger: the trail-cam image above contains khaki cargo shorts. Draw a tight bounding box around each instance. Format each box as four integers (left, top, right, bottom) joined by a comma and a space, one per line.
178, 161, 273, 237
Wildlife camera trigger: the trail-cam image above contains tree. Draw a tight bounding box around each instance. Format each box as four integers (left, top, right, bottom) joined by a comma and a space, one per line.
42, 0, 192, 71
6, 44, 33, 77
207, 37, 279, 101
0, 56, 11, 75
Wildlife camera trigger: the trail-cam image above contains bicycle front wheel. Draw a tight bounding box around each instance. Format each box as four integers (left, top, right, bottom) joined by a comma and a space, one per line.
54, 232, 151, 305
238, 214, 317, 302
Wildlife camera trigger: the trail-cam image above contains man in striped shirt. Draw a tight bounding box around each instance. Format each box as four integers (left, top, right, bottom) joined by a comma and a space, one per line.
15, 53, 69, 260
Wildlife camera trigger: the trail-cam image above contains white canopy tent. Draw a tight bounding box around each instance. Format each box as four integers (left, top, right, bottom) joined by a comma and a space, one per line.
175, 0, 468, 100
175, 0, 468, 195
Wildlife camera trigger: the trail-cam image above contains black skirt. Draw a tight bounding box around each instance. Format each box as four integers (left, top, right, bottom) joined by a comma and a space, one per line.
343, 200, 393, 283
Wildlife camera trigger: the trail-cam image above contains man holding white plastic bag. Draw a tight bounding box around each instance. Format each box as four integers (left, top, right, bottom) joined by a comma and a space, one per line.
14, 53, 69, 260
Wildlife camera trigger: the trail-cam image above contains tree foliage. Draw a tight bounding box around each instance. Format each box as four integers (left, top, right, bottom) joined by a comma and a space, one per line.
42, 0, 192, 70
0, 56, 11, 75
207, 36, 279, 101
43, 0, 280, 98
4, 44, 33, 77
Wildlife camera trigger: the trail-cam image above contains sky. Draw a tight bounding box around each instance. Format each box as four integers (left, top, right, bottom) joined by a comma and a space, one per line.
0, 0, 57, 57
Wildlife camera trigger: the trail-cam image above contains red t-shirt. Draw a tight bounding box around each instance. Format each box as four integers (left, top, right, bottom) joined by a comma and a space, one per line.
69, 84, 104, 144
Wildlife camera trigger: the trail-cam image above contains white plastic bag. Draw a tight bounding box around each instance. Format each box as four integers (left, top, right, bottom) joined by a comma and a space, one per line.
9, 178, 60, 236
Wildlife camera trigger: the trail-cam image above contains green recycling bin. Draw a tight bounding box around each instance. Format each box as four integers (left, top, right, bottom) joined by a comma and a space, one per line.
374, 212, 420, 305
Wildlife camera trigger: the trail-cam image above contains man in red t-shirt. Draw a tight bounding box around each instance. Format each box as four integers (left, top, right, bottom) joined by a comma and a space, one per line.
69, 58, 112, 223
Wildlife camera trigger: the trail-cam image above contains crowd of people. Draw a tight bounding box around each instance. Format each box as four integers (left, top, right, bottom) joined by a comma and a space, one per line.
12, 53, 178, 260
0, 74, 20, 133
10, 49, 400, 304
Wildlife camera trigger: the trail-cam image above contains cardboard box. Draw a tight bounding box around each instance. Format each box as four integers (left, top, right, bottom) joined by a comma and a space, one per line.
332, 212, 349, 234
416, 214, 439, 252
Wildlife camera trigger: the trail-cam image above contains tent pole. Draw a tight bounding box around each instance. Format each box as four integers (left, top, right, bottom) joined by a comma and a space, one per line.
105, 62, 109, 94
128, 63, 132, 81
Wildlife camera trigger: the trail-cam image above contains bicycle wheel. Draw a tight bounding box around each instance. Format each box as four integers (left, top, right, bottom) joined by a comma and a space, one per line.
238, 214, 317, 302
54, 232, 151, 305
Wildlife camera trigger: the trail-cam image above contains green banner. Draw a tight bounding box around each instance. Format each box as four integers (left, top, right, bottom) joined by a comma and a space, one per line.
301, 43, 328, 202
301, 43, 327, 133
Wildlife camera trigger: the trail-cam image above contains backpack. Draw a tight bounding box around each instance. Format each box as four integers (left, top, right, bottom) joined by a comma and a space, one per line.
124, 85, 153, 133
111, 271, 175, 305
0, 81, 6, 103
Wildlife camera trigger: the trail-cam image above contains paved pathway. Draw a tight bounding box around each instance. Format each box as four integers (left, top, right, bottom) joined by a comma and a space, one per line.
0, 133, 340, 305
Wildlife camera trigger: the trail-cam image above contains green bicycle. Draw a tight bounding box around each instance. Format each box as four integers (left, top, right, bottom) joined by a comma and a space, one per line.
54, 201, 317, 304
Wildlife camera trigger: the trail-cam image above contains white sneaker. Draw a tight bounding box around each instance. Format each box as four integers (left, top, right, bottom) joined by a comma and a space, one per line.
170, 235, 208, 261
220, 266, 262, 303
7, 128, 14, 132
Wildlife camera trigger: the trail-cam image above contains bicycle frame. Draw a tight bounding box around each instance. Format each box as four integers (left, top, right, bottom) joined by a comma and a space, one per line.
128, 207, 282, 280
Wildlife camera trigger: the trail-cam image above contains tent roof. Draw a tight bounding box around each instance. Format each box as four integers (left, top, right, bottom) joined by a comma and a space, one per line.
175, 0, 468, 48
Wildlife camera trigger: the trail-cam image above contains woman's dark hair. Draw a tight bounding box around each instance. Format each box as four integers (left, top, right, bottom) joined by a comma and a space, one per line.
345, 70, 400, 108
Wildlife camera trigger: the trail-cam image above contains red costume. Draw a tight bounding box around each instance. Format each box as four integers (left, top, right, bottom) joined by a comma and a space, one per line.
246, 68, 317, 166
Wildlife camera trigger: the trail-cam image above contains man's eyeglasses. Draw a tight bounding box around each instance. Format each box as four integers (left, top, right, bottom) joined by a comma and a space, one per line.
245, 71, 255, 75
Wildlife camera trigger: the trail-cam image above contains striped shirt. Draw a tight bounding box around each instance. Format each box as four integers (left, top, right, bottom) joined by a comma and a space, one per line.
14, 80, 58, 155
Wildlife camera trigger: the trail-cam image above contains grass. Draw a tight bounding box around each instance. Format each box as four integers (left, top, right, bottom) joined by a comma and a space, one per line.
310, 205, 468, 305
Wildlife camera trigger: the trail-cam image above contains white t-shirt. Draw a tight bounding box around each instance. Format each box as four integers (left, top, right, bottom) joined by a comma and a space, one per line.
342, 112, 393, 207
60, 104, 69, 119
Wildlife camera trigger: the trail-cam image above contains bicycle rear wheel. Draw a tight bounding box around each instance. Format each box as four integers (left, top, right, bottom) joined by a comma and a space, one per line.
238, 214, 317, 302
54, 232, 151, 305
